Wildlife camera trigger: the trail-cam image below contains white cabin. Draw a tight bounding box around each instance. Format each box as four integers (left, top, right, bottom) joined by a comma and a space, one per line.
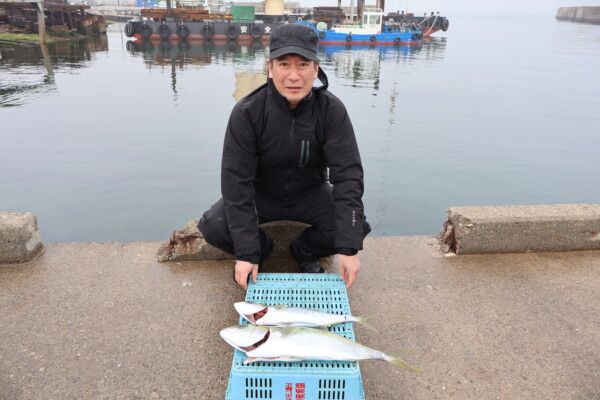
332, 8, 383, 35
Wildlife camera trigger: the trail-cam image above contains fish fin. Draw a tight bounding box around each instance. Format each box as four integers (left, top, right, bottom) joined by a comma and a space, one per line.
243, 314, 256, 324
387, 351, 423, 373
355, 314, 379, 332
274, 304, 287, 310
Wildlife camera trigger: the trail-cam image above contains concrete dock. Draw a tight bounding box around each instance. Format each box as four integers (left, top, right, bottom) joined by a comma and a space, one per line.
1, 236, 599, 399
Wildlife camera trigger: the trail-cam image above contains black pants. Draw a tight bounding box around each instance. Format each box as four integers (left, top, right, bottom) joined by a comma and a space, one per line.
198, 183, 370, 262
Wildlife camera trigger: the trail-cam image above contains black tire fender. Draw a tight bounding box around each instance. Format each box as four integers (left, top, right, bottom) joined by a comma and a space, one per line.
250, 25, 262, 39
394, 36, 401, 43
412, 32, 421, 41
442, 18, 449, 31
177, 24, 190, 38
226, 25, 237, 40
158, 24, 170, 39
370, 35, 376, 42
202, 24, 213, 39
345, 34, 352, 42
319, 30, 326, 39
140, 24, 152, 38
124, 22, 134, 37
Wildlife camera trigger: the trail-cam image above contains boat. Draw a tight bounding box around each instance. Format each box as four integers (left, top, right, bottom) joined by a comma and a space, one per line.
384, 11, 449, 37
124, 17, 283, 41
123, 0, 435, 44
124, 10, 285, 41
298, 8, 421, 45
0, 0, 107, 36
124, 0, 289, 41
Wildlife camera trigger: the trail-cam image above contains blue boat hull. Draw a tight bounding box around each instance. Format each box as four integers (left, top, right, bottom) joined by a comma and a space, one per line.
296, 21, 422, 45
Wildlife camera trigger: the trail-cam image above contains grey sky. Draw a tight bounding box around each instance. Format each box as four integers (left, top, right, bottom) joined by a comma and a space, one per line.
295, 0, 600, 16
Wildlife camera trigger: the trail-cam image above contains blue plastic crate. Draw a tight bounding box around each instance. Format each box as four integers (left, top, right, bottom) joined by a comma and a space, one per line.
225, 273, 365, 400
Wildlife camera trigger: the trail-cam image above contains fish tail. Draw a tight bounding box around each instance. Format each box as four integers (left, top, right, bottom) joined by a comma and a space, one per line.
387, 351, 423, 373
354, 314, 379, 332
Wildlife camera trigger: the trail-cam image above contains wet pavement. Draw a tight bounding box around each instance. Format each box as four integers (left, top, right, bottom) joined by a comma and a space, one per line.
1, 236, 599, 399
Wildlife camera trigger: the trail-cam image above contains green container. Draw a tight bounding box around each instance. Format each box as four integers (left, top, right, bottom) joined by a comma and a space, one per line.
231, 4, 255, 21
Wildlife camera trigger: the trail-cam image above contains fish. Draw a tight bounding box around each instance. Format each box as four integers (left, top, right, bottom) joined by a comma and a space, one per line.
219, 324, 422, 373
234, 301, 378, 331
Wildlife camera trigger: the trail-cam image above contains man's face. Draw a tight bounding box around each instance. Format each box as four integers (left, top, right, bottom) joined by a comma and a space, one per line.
267, 54, 318, 109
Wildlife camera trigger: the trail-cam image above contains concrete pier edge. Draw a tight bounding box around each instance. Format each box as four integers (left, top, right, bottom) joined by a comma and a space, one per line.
439, 204, 600, 255
3, 204, 600, 266
556, 6, 600, 24
0, 212, 44, 264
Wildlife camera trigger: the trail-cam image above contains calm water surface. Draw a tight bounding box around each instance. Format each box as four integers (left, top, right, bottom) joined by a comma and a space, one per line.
1, 15, 599, 242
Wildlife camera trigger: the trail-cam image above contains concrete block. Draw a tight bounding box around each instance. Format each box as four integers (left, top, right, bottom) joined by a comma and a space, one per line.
0, 212, 43, 264
439, 204, 600, 255
157, 218, 333, 267
556, 6, 600, 24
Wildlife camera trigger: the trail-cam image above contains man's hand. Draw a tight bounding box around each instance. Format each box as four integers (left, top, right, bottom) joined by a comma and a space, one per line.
234, 260, 259, 290
338, 254, 361, 288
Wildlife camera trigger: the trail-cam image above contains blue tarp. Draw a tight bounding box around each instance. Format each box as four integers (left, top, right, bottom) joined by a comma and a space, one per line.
136, 0, 158, 7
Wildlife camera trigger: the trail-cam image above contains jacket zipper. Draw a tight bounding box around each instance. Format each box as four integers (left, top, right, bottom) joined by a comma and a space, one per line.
299, 140, 309, 168
285, 111, 296, 198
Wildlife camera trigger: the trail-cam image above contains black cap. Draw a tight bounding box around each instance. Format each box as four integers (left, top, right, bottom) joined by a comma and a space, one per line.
269, 24, 318, 61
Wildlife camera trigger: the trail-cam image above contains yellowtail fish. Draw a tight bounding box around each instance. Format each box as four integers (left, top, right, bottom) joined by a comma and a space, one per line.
219, 324, 422, 373
234, 301, 377, 331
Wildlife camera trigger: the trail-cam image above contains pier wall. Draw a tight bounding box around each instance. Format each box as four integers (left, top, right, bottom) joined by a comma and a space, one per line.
556, 6, 600, 24
0, 212, 43, 264
3, 204, 600, 263
439, 204, 600, 255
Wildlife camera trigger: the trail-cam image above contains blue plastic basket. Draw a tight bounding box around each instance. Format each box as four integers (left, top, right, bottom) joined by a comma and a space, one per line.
225, 273, 365, 400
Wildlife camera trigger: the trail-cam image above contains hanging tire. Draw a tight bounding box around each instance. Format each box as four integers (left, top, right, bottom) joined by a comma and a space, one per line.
318, 30, 326, 39
442, 18, 449, 31
202, 24, 213, 39
158, 24, 170, 39
370, 35, 376, 42
412, 33, 421, 40
345, 34, 352, 42
226, 25, 237, 40
124, 22, 134, 37
140, 24, 152, 38
250, 25, 262, 39
394, 36, 401, 43
177, 24, 190, 39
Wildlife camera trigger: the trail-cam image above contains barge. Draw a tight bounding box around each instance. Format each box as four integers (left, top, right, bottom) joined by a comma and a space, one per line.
385, 11, 449, 37
124, 0, 288, 41
124, 18, 282, 41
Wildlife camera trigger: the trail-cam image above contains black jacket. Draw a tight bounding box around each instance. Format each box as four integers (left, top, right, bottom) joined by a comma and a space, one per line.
221, 68, 366, 264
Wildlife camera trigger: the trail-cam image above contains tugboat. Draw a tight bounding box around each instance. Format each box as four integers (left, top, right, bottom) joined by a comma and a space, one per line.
299, 8, 421, 45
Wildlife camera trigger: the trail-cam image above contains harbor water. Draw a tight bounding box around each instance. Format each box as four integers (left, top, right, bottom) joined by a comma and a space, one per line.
1, 14, 599, 243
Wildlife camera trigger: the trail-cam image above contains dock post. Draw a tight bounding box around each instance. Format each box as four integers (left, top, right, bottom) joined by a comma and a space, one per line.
30, 2, 46, 44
